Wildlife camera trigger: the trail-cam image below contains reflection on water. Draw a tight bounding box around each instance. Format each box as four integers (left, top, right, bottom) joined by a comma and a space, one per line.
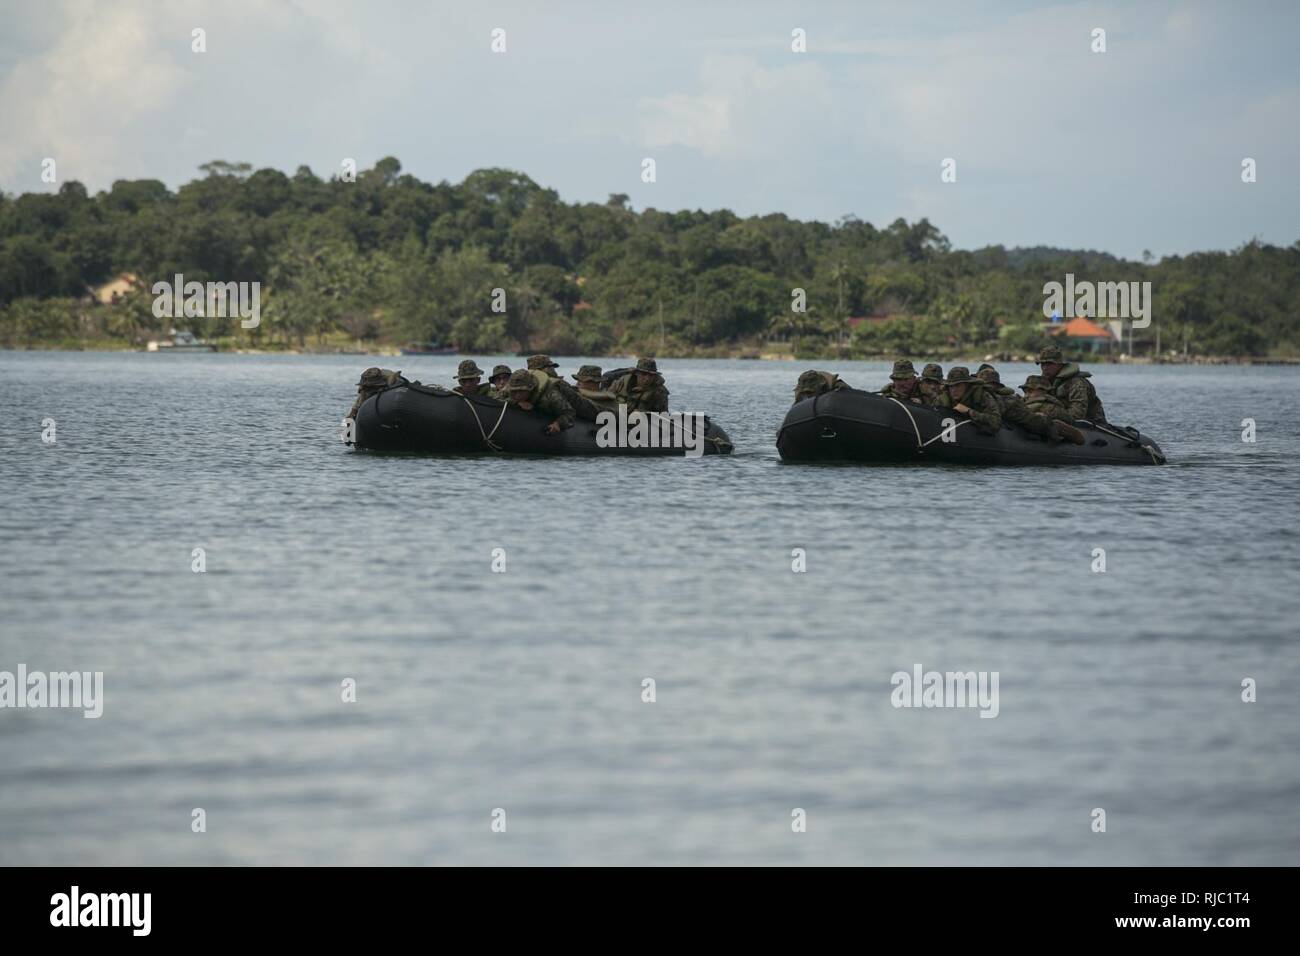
1, 353, 1297, 865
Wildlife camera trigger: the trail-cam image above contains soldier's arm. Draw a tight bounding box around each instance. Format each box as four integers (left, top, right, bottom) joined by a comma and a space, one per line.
542, 390, 575, 430
553, 380, 597, 421
1000, 397, 1029, 425
1064, 379, 1091, 420
1004, 399, 1053, 438
967, 394, 1002, 433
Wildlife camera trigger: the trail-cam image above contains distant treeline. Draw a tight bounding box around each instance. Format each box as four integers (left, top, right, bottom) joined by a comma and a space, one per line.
1, 158, 1297, 357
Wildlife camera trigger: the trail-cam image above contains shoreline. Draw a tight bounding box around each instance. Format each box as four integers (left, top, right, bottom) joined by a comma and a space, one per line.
3, 343, 1299, 365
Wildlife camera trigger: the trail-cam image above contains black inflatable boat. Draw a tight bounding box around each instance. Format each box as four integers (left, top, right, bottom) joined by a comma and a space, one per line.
777, 388, 1165, 465
353, 384, 734, 455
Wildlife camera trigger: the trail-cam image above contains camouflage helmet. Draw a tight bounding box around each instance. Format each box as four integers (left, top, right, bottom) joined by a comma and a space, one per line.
943, 366, 980, 386
920, 363, 944, 383
358, 366, 397, 387
634, 357, 659, 375
455, 359, 484, 380
506, 369, 537, 393
976, 366, 1002, 385
526, 354, 559, 371
1020, 374, 1051, 393
490, 364, 512, 380
889, 359, 917, 380
796, 369, 827, 390
572, 364, 603, 383
1037, 345, 1064, 365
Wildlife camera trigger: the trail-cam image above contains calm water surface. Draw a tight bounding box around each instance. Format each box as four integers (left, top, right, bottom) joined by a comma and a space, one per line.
1, 352, 1297, 865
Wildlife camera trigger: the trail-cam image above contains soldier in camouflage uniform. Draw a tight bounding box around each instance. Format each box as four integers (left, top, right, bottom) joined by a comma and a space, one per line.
556, 365, 620, 421
526, 354, 561, 378
1037, 345, 1106, 422
1022, 374, 1086, 443
347, 367, 407, 419
879, 359, 923, 404
933, 366, 1003, 434
504, 368, 575, 434
977, 365, 1061, 441
1019, 375, 1072, 421
793, 370, 849, 403
917, 363, 944, 405
453, 359, 492, 398
548, 364, 601, 422
610, 357, 670, 413
976, 365, 1013, 398
487, 364, 512, 396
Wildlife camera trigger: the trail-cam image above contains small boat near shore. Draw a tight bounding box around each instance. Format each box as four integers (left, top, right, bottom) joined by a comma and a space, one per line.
777, 388, 1165, 465
399, 341, 456, 356
144, 330, 216, 353
353, 383, 734, 456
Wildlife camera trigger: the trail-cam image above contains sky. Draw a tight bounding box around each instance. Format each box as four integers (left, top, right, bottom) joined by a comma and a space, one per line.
1, 0, 1297, 259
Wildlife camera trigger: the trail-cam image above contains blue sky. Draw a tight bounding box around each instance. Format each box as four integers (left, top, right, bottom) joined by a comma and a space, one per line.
1, 0, 1296, 259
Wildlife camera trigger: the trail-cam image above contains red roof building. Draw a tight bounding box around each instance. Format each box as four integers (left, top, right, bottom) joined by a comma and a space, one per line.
1053, 317, 1114, 352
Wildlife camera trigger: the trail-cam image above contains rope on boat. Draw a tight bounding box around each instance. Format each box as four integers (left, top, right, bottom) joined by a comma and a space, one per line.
920, 420, 971, 447
459, 395, 510, 452
640, 409, 731, 452
888, 397, 924, 447
888, 397, 971, 450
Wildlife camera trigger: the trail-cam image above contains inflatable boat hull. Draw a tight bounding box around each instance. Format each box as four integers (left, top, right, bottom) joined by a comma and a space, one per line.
354, 385, 733, 455
776, 389, 1165, 465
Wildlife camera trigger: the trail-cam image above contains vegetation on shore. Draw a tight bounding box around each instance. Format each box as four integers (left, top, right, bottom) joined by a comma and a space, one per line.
2, 158, 1297, 358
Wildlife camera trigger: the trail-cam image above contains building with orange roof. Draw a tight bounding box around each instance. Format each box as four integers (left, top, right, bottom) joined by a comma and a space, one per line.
1052, 316, 1114, 353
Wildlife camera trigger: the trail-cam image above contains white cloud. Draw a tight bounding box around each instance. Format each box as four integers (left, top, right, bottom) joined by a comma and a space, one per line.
637, 54, 835, 159
0, 1, 190, 188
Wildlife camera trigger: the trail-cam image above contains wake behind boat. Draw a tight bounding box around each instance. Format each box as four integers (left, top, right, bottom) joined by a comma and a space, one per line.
777, 387, 1165, 465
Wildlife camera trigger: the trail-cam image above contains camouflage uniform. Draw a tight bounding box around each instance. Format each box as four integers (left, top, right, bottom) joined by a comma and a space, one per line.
1038, 346, 1106, 422
552, 378, 602, 421
933, 366, 1002, 434
793, 369, 849, 403
453, 359, 492, 399
487, 364, 513, 399
879, 359, 923, 404
1017, 375, 1086, 443
986, 383, 1055, 439
560, 364, 620, 421
974, 366, 1044, 432
505, 368, 575, 430
610, 357, 670, 413
1020, 375, 1073, 423
347, 367, 407, 419
526, 354, 561, 378
917, 364, 944, 406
